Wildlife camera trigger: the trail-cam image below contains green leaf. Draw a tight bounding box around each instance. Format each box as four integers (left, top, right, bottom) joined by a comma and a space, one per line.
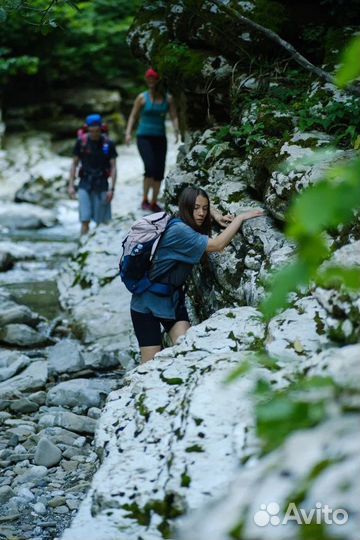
335, 35, 360, 88
206, 142, 230, 161
260, 260, 310, 320
317, 266, 360, 290
225, 360, 251, 383
287, 161, 360, 237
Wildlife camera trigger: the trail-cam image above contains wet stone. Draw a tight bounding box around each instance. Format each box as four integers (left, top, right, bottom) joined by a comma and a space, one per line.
34, 438, 62, 468
9, 398, 39, 414
38, 411, 97, 434
48, 340, 84, 376
54, 505, 69, 514
29, 391, 47, 406
48, 496, 66, 508
0, 485, 15, 504
32, 502, 47, 515
0, 324, 51, 348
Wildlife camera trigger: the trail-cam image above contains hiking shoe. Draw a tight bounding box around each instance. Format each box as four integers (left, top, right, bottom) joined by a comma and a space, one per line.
141, 200, 151, 210
150, 202, 163, 212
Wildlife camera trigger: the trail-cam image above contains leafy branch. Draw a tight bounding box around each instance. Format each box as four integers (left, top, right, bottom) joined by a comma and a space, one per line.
260, 37, 360, 319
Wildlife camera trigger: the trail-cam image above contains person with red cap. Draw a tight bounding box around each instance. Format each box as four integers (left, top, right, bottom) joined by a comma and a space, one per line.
125, 68, 179, 212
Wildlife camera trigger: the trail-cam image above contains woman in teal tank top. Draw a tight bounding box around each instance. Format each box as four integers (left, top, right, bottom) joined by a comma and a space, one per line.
125, 68, 180, 212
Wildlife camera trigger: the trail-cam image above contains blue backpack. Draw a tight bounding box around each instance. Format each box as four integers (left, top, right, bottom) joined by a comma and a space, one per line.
119, 212, 180, 296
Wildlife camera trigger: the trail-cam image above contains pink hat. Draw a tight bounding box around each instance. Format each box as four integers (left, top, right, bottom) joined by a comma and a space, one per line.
145, 68, 160, 79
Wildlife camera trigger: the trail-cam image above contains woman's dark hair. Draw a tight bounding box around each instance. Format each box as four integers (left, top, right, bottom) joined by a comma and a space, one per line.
178, 186, 212, 235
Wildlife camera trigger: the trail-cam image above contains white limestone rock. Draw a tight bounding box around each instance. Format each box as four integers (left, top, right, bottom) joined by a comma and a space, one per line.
176, 416, 359, 540
61, 306, 275, 540
173, 307, 266, 356
313, 241, 360, 343
265, 138, 355, 221
58, 219, 133, 350
265, 296, 331, 363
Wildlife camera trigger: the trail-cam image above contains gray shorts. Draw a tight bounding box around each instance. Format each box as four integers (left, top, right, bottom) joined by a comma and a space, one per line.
78, 189, 111, 224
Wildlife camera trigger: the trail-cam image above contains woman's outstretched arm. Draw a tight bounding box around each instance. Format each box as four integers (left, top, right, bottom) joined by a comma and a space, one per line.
207, 209, 263, 252
125, 94, 144, 145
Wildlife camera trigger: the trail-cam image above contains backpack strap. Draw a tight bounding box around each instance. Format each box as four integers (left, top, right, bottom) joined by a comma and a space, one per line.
147, 217, 184, 295
148, 282, 174, 296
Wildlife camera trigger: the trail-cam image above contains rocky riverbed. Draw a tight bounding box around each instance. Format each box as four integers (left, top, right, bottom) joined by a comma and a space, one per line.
0, 129, 179, 540
0, 117, 358, 540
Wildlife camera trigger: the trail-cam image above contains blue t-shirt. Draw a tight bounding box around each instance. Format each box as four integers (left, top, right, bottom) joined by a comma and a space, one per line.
131, 220, 208, 319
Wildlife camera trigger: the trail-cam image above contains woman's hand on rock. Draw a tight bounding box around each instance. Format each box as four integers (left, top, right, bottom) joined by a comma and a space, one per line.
241, 209, 264, 221
216, 213, 234, 227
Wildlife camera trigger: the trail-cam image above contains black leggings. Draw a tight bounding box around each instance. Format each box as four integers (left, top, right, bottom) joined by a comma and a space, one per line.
137, 135, 167, 181
131, 303, 189, 347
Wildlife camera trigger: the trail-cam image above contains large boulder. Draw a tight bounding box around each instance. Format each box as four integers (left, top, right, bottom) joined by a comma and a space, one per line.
177, 416, 359, 540
313, 241, 360, 344
59, 305, 287, 540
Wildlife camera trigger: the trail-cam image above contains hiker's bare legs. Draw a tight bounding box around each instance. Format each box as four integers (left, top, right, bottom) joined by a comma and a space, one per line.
151, 179, 161, 205
139, 321, 189, 362
169, 321, 190, 344
140, 345, 161, 363
143, 176, 152, 201
81, 221, 90, 235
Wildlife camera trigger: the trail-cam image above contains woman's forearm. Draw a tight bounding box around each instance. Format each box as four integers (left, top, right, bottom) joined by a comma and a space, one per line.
207, 215, 243, 252
207, 209, 263, 252
126, 113, 135, 135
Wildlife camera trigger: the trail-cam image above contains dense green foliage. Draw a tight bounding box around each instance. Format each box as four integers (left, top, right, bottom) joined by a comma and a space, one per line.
0, 0, 143, 103
261, 38, 360, 319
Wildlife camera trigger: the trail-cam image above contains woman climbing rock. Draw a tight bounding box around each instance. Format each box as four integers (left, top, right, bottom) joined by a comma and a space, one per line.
129, 185, 263, 362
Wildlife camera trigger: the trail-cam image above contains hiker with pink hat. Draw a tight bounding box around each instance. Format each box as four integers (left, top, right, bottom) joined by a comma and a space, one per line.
125, 68, 179, 212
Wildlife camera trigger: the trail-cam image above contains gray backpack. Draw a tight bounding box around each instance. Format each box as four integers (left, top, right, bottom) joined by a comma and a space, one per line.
119, 212, 180, 295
